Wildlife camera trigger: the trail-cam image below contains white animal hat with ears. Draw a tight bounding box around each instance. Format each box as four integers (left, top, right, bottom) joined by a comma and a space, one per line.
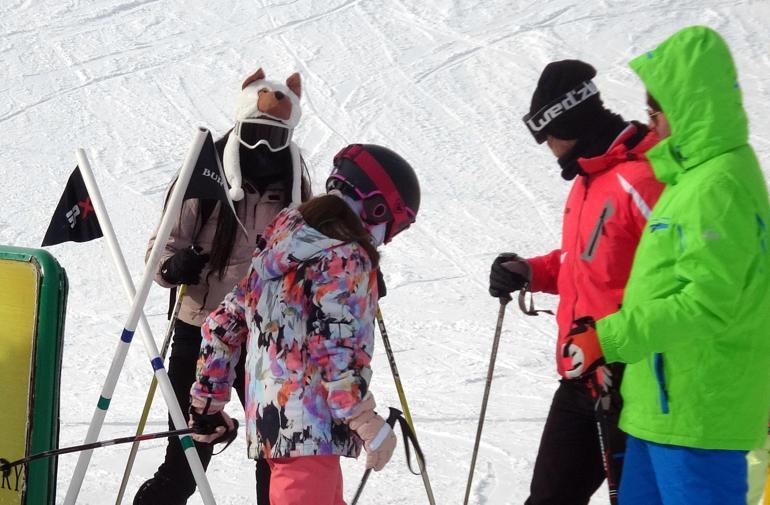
223, 68, 303, 204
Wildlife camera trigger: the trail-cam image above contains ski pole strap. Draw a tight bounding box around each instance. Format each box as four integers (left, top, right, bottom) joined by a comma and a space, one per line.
189, 398, 240, 455
387, 407, 427, 476
518, 284, 553, 316
211, 418, 239, 455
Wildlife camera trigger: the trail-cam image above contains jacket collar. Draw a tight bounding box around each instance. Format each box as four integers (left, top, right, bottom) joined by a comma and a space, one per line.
578, 123, 658, 176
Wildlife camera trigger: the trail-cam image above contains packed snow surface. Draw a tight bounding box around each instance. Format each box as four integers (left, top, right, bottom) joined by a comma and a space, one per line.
2, 1, 769, 503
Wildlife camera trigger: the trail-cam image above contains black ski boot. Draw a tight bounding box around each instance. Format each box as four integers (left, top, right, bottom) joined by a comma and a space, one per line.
132, 474, 189, 505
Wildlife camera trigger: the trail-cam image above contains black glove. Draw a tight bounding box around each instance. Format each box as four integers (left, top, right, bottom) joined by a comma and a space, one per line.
190, 407, 229, 438
376, 268, 387, 299
489, 252, 531, 297
160, 245, 210, 285
189, 404, 239, 452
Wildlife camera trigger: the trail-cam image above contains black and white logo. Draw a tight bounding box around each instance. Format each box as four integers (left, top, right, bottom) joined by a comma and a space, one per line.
523, 80, 599, 141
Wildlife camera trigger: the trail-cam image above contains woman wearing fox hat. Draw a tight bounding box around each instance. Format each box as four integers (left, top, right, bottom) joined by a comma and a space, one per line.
135, 68, 310, 505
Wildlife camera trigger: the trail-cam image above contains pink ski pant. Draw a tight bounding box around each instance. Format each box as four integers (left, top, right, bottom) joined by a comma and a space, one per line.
267, 455, 345, 505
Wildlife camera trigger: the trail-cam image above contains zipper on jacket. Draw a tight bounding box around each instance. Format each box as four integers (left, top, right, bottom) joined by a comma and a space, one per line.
570, 177, 590, 324
582, 200, 615, 261
653, 353, 670, 414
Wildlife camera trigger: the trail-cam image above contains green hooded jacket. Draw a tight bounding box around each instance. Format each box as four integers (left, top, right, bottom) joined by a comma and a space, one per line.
596, 26, 770, 450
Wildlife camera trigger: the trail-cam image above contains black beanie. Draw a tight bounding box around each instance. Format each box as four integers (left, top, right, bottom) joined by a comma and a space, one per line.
524, 60, 609, 143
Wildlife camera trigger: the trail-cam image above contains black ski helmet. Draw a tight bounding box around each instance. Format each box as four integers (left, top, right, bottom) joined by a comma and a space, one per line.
326, 144, 420, 243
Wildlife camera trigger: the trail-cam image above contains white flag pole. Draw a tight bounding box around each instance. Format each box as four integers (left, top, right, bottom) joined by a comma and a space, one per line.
75, 147, 213, 502
76, 149, 158, 355
64, 127, 216, 505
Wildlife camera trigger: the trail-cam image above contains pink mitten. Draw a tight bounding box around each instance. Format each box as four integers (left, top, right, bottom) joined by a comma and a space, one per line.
346, 393, 397, 471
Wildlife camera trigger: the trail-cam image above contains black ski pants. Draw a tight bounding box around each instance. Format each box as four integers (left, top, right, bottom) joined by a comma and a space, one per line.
524, 371, 625, 505
136, 319, 270, 504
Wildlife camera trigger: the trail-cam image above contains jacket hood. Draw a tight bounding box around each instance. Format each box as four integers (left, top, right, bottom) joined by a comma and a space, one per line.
629, 26, 748, 184
253, 208, 345, 280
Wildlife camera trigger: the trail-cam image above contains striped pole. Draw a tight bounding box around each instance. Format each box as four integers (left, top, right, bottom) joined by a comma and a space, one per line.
76, 149, 193, 504
64, 128, 216, 505
114, 284, 187, 505
375, 307, 436, 505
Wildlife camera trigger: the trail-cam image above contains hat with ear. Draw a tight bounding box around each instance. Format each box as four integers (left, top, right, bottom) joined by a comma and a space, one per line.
223, 68, 303, 203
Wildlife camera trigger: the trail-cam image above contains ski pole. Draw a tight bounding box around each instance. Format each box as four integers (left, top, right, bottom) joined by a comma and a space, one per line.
463, 295, 511, 505
375, 306, 436, 505
0, 428, 194, 477
351, 407, 402, 505
594, 411, 618, 504
589, 372, 619, 505
115, 284, 188, 505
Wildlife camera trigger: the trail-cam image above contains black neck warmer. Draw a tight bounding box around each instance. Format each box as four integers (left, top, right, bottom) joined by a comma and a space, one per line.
240, 144, 293, 194
556, 112, 628, 181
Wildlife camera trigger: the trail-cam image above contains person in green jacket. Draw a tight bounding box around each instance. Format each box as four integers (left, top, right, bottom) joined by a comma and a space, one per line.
559, 25, 770, 505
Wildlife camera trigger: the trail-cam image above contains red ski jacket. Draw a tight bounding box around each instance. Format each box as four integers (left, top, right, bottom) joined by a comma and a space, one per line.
527, 124, 663, 377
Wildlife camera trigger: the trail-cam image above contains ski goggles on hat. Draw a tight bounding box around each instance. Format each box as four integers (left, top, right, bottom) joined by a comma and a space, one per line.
328, 145, 416, 244
234, 117, 292, 152
522, 80, 599, 144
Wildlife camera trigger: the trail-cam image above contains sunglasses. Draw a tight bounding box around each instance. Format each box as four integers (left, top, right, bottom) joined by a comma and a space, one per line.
646, 108, 663, 125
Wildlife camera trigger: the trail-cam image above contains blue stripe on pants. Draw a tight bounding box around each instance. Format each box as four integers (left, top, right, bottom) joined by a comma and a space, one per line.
619, 435, 748, 505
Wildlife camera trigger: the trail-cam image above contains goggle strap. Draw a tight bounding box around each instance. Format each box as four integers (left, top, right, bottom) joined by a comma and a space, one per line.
336, 145, 409, 224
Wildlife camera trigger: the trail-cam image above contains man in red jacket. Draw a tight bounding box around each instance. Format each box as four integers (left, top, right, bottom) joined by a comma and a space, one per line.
489, 60, 663, 505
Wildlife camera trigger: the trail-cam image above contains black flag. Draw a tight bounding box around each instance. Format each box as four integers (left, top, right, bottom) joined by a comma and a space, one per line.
183, 130, 230, 203
41, 166, 103, 246
174, 130, 245, 233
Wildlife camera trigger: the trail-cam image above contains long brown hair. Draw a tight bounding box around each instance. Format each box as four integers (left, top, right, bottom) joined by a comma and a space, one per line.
298, 195, 379, 267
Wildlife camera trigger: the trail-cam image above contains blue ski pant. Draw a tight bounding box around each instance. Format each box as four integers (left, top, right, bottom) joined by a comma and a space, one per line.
619, 435, 748, 505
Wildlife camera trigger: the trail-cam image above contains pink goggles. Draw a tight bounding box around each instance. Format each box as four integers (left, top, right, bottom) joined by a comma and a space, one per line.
329, 145, 416, 243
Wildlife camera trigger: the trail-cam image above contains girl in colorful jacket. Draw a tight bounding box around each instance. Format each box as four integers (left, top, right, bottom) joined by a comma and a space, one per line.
189, 144, 421, 505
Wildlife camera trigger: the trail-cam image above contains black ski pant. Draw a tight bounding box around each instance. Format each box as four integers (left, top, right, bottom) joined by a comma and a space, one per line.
136, 319, 270, 505
524, 370, 625, 505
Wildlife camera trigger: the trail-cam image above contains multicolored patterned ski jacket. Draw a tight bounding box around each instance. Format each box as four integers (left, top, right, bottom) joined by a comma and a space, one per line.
191, 207, 378, 459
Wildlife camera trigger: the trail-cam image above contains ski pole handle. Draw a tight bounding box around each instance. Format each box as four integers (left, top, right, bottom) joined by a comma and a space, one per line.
385, 407, 402, 429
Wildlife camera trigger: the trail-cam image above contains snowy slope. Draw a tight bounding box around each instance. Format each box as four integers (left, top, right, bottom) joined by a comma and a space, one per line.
2, 1, 769, 504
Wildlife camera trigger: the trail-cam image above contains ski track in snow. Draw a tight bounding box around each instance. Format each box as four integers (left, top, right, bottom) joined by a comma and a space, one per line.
2, 1, 769, 504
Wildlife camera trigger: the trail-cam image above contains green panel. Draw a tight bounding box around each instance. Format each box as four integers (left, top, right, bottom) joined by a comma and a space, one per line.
0, 246, 67, 505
